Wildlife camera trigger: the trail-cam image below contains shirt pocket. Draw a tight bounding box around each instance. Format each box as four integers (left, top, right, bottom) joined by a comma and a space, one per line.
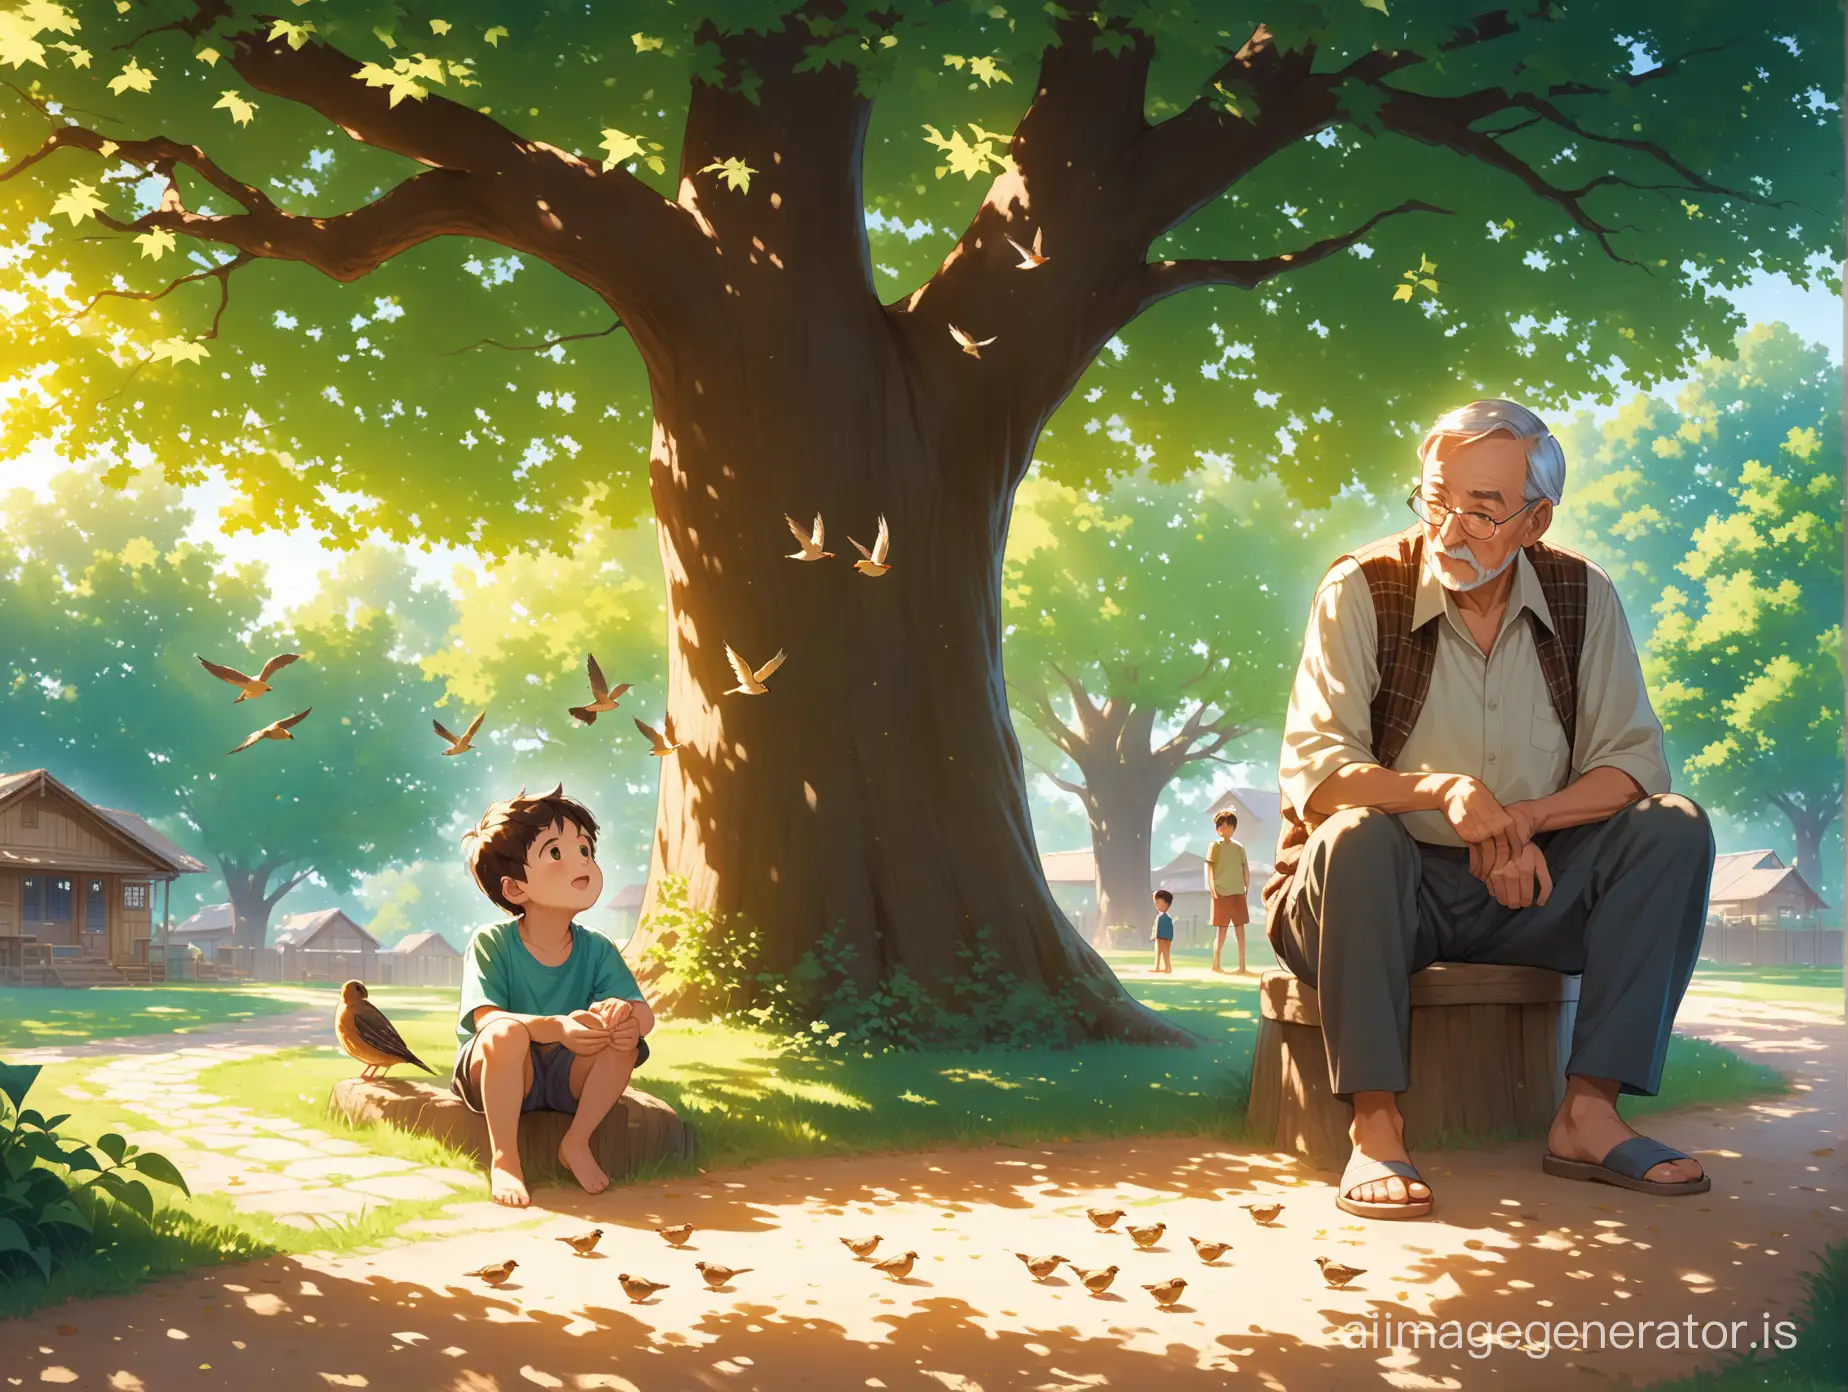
1530, 700, 1566, 753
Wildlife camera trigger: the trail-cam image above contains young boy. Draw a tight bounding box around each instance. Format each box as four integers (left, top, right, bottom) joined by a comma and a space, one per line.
452, 784, 655, 1208
1204, 809, 1252, 975
1149, 889, 1176, 974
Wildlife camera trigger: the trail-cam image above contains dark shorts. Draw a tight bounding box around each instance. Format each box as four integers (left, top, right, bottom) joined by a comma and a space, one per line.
450, 1031, 649, 1115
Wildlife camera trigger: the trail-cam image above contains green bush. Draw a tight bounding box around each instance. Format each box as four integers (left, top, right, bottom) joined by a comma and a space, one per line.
0, 1062, 190, 1280
640, 875, 1091, 1054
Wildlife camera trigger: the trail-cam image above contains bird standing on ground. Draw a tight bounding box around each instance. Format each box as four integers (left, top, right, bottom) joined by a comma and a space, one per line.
841, 1235, 882, 1260
1086, 1207, 1125, 1231
1243, 1202, 1284, 1226
197, 652, 300, 702
785, 513, 835, 561
1068, 1264, 1119, 1295
1015, 1253, 1069, 1281
618, 1274, 669, 1303
696, 1262, 751, 1290
1126, 1221, 1166, 1249
463, 1259, 517, 1287
635, 715, 680, 757
433, 709, 486, 755
1006, 227, 1049, 269
335, 980, 436, 1079
1144, 1277, 1187, 1308
226, 707, 311, 755
1317, 1256, 1366, 1289
557, 1229, 603, 1257
569, 654, 632, 725
949, 324, 996, 358
1190, 1237, 1232, 1264
847, 515, 893, 577
871, 1251, 918, 1281
725, 643, 786, 696
656, 1224, 695, 1247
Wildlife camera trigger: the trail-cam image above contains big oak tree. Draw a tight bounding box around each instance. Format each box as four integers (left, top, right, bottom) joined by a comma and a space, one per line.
0, 0, 1837, 1041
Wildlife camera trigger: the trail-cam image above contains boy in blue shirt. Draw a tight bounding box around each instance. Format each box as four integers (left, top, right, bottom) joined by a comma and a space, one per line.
1150, 888, 1176, 974
453, 784, 654, 1208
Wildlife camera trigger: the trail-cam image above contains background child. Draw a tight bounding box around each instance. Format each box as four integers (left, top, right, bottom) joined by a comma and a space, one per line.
1204, 808, 1252, 974
1150, 889, 1175, 974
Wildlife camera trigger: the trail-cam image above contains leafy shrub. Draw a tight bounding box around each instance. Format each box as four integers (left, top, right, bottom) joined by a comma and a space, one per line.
0, 1062, 191, 1280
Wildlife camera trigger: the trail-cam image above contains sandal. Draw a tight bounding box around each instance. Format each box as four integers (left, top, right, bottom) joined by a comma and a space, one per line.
1542, 1135, 1711, 1196
1335, 1152, 1434, 1220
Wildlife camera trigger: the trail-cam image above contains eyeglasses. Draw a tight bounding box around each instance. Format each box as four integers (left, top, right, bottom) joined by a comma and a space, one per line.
1406, 490, 1540, 540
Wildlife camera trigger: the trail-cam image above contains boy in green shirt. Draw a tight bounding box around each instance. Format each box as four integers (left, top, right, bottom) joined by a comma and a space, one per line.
1205, 809, 1252, 975
452, 784, 654, 1208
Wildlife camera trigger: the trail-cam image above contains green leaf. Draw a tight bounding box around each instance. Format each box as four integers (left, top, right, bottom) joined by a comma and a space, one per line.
128, 1151, 190, 1195
1359, 0, 1388, 11
0, 1217, 30, 1255
38, 1197, 91, 1232
107, 1175, 154, 1222
95, 1132, 127, 1165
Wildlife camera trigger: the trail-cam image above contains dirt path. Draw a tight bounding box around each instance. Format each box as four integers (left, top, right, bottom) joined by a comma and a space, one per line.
5, 987, 1840, 1391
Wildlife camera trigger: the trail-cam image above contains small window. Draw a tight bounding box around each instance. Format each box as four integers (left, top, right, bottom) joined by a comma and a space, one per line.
20, 799, 37, 829
123, 883, 149, 910
86, 880, 107, 930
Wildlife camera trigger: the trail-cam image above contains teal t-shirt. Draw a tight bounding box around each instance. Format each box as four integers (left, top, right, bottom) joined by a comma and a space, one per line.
455, 921, 645, 1045
1154, 912, 1175, 940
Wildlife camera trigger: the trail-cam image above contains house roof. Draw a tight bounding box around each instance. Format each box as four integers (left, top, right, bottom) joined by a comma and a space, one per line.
391, 930, 460, 956
172, 903, 235, 936
1040, 849, 1095, 884
1708, 850, 1829, 910
1207, 785, 1282, 833
273, 908, 381, 950
607, 882, 647, 911
0, 769, 208, 876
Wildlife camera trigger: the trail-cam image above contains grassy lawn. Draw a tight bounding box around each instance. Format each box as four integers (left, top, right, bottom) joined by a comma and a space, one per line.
1644, 1241, 1846, 1392
0, 985, 305, 1053
1687, 964, 1845, 1013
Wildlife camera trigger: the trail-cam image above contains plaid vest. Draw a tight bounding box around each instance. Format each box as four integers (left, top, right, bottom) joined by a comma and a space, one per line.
1260, 527, 1589, 955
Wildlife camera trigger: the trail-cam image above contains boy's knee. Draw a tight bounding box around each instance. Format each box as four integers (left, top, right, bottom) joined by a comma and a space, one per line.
478, 1016, 530, 1052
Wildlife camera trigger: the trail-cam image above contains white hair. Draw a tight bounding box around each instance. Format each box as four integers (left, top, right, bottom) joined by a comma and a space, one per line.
1417, 398, 1566, 507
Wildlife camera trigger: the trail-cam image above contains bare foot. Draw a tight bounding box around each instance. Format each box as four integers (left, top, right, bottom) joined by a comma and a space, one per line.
1546, 1092, 1704, 1185
558, 1136, 611, 1196
490, 1160, 530, 1208
1345, 1101, 1432, 1208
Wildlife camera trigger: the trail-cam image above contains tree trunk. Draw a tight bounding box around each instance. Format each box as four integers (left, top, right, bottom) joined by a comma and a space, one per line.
1082, 765, 1166, 944
222, 859, 300, 950
1783, 806, 1837, 899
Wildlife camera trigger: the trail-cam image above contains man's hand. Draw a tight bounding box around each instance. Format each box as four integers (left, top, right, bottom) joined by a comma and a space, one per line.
558, 1013, 613, 1056
1467, 799, 1545, 879
1444, 776, 1521, 873
1484, 841, 1553, 910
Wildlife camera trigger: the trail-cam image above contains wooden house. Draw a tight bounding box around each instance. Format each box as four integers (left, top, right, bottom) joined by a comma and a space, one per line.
1701, 851, 1840, 966
1207, 785, 1283, 853
606, 882, 647, 938
0, 769, 207, 983
378, 929, 462, 987
1152, 850, 1214, 947
272, 908, 380, 982
169, 903, 238, 960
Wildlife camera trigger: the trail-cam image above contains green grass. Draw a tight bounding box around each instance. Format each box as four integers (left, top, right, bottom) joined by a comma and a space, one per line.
1687, 964, 1845, 1012
1643, 1241, 1847, 1391
0, 985, 305, 1052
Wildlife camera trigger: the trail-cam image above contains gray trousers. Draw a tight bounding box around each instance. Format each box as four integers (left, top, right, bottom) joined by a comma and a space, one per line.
1275, 794, 1714, 1101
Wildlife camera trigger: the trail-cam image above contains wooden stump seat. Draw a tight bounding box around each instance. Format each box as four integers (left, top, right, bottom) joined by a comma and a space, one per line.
327, 1077, 696, 1181
1243, 962, 1580, 1171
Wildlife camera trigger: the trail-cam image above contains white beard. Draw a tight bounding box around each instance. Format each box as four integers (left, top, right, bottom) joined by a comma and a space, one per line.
1428, 543, 1517, 592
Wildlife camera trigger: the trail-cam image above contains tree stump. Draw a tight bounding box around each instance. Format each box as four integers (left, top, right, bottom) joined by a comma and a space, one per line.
327, 1078, 695, 1182
1244, 963, 1579, 1171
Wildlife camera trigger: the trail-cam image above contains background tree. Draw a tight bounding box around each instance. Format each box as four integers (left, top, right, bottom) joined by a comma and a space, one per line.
0, 0, 1836, 1040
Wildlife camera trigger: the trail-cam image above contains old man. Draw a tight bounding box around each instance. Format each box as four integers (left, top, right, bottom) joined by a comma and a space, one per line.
1263, 398, 1714, 1220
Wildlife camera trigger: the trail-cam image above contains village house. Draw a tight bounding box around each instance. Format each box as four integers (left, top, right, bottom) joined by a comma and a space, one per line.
381, 929, 463, 987
607, 881, 647, 939
1702, 850, 1840, 966
270, 908, 381, 982
0, 769, 207, 985
168, 903, 238, 960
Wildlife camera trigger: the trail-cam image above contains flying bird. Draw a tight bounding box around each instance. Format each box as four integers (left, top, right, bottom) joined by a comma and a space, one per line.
870, 1251, 918, 1281
635, 714, 681, 757
1086, 1208, 1125, 1231
557, 1229, 603, 1257
462, 1259, 517, 1287
335, 980, 436, 1080
197, 651, 300, 702
1015, 1253, 1068, 1281
1189, 1237, 1232, 1264
1006, 227, 1049, 269
1126, 1222, 1166, 1249
695, 1262, 752, 1290
1243, 1202, 1284, 1226
1068, 1264, 1119, 1295
433, 709, 486, 755
569, 654, 632, 725
847, 515, 892, 577
725, 643, 786, 696
1316, 1256, 1366, 1289
618, 1273, 669, 1303
656, 1224, 695, 1247
227, 707, 312, 755
840, 1235, 882, 1260
1143, 1277, 1187, 1308
785, 513, 835, 561
949, 323, 996, 358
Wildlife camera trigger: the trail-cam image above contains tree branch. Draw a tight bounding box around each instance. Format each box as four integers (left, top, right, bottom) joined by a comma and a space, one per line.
1004, 679, 1082, 761
441, 319, 627, 357
1024, 757, 1088, 799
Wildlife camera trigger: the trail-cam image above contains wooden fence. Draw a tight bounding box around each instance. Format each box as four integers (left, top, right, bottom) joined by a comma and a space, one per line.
1698, 924, 1844, 967
210, 945, 463, 987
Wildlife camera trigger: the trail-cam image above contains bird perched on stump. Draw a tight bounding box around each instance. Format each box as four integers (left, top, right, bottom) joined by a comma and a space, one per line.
1243, 1202, 1284, 1226
841, 1235, 882, 1259
656, 1224, 695, 1247
1190, 1237, 1232, 1264
870, 1251, 918, 1281
1015, 1253, 1068, 1281
1125, 1221, 1166, 1249
618, 1274, 669, 1303
557, 1229, 602, 1257
1143, 1278, 1187, 1308
336, 981, 435, 1080
463, 1259, 517, 1287
1317, 1256, 1366, 1289
695, 1262, 751, 1290
1086, 1208, 1125, 1231
1068, 1264, 1119, 1295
